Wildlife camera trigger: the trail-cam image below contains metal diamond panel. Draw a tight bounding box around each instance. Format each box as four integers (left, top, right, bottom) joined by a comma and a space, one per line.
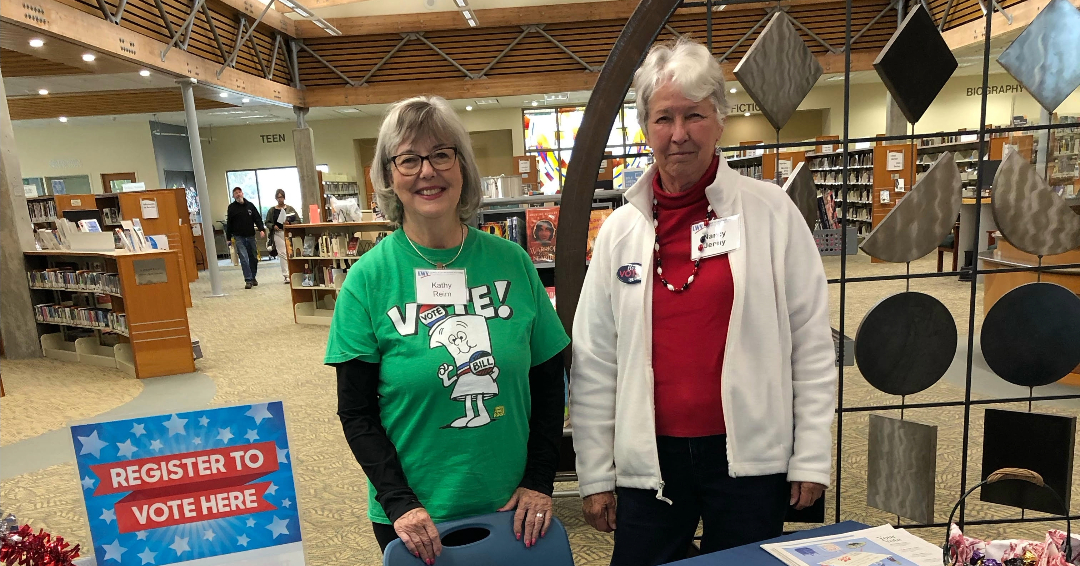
997, 0, 1080, 112
872, 5, 957, 124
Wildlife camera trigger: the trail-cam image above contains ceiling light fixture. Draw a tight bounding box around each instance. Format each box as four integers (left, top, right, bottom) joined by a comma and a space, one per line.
82, 53, 96, 62
242, 98, 251, 103
38, 89, 49, 95
219, 92, 229, 98
462, 9, 472, 18
29, 38, 44, 48
531, 101, 539, 107
475, 98, 498, 105
465, 105, 474, 111
729, 87, 737, 93
140, 69, 151, 77
59, 116, 68, 122
455, 0, 477, 27
466, 17, 478, 27
454, 0, 467, 6
744, 112, 751, 116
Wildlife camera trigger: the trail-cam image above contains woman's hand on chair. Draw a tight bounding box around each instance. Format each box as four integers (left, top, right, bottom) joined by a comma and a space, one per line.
393, 507, 442, 565
499, 487, 553, 548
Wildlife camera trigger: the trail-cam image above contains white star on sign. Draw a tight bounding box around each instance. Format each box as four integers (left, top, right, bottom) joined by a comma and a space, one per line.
130, 423, 146, 438
77, 430, 109, 458
137, 547, 157, 565
100, 508, 116, 524
265, 483, 279, 495
203, 529, 215, 541
265, 516, 290, 539
191, 437, 202, 445
81, 476, 96, 490
198, 416, 210, 427
101, 539, 127, 562
245, 403, 273, 425
237, 534, 250, 547
277, 447, 289, 464
281, 498, 292, 509
162, 414, 188, 437
244, 429, 259, 442
116, 439, 138, 459
246, 518, 256, 528
149, 439, 163, 452
136, 531, 148, 540
169, 536, 190, 555
217, 428, 234, 444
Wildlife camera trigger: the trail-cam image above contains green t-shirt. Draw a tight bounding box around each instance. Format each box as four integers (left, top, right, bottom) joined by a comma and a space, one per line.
325, 227, 570, 524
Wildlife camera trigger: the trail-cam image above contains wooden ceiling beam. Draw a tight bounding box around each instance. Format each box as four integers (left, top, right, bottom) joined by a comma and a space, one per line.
1, 0, 304, 105
943, 0, 1069, 48
7, 88, 231, 119
207, 0, 297, 37
301, 49, 877, 107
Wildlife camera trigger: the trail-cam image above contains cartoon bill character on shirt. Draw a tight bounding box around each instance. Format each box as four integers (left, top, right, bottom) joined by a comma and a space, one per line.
420, 305, 500, 428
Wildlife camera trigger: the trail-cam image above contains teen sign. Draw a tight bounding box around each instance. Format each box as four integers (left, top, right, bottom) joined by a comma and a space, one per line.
71, 402, 303, 565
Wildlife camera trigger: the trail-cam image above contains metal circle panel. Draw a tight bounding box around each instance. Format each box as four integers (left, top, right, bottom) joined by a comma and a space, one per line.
981, 282, 1080, 387
855, 292, 958, 396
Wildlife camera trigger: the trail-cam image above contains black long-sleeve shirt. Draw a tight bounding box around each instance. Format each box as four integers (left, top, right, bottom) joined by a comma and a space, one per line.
335, 351, 566, 523
225, 199, 265, 240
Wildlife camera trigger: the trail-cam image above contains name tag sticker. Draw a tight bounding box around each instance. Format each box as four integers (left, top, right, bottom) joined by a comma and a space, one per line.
415, 269, 468, 305
690, 214, 741, 260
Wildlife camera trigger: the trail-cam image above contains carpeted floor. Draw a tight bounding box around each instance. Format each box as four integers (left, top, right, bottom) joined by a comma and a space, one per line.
1, 251, 1077, 565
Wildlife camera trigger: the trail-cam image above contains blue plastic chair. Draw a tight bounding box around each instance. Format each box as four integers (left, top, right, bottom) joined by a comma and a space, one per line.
383, 511, 574, 566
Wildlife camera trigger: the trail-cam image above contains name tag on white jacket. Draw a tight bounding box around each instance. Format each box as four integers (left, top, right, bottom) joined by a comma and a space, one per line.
690, 214, 741, 260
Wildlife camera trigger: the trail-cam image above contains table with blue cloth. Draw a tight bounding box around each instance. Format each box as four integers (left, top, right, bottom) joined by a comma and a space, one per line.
671, 521, 872, 565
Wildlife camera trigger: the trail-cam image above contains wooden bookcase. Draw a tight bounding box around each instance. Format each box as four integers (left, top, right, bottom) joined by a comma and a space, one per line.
806, 147, 875, 237
117, 189, 197, 307
285, 221, 395, 325
24, 249, 194, 379
762, 150, 807, 185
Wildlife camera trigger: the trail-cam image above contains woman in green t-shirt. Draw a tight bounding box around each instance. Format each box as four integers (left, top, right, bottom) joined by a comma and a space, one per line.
325, 95, 570, 565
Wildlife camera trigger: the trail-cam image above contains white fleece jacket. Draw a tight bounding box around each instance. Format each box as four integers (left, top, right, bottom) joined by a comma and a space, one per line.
569, 156, 837, 501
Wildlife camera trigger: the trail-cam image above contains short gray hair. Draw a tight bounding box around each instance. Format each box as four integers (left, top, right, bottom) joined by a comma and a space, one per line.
633, 38, 729, 135
370, 96, 482, 226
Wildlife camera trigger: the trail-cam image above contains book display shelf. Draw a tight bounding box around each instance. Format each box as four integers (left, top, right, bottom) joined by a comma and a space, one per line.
24, 249, 194, 379
285, 221, 395, 325
806, 147, 876, 237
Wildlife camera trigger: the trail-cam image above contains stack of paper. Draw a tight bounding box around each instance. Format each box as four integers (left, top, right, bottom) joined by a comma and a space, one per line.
761, 525, 943, 566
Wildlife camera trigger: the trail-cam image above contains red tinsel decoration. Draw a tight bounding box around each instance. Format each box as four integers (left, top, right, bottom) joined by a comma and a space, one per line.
0, 524, 81, 566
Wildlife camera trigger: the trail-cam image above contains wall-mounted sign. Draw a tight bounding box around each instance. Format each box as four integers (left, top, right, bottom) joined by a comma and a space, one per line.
886, 151, 904, 171
122, 182, 147, 192
49, 158, 81, 169
778, 159, 793, 178
260, 134, 288, 144
732, 103, 760, 114
141, 198, 160, 219
71, 198, 83, 207
966, 84, 1024, 97
133, 258, 168, 285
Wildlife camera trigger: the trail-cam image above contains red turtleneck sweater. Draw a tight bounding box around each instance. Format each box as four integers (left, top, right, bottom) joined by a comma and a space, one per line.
651, 156, 733, 437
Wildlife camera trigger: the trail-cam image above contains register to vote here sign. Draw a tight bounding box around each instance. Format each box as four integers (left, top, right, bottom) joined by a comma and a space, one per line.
71, 402, 304, 565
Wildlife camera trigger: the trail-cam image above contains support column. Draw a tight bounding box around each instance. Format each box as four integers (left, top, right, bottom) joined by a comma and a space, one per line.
884, 93, 908, 137
0, 66, 43, 358
293, 107, 320, 222
179, 79, 224, 297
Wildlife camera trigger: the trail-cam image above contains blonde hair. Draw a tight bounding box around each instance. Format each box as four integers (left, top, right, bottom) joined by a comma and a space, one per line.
370, 96, 482, 225
633, 38, 729, 134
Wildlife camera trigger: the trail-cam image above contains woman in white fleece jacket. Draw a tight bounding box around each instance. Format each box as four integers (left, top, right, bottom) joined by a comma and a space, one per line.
569, 38, 837, 566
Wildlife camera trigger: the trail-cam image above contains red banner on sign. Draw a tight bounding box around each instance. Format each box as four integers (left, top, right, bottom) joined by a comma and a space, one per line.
115, 481, 277, 533
90, 442, 279, 497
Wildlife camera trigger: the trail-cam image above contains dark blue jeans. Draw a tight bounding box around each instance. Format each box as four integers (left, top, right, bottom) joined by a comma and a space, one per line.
234, 235, 259, 282
610, 435, 790, 566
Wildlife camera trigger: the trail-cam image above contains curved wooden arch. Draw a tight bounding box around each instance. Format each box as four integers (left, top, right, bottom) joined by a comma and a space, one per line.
554, 0, 682, 336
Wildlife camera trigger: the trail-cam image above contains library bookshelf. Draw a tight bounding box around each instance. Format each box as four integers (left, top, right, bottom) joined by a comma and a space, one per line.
25, 249, 194, 379
284, 221, 395, 325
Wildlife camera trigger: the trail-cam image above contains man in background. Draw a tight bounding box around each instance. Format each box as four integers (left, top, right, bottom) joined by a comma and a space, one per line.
225, 186, 266, 289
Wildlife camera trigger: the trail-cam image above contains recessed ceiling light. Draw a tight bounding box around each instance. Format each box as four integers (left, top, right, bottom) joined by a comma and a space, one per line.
729, 87, 737, 94
466, 17, 477, 27
38, 89, 49, 95
744, 112, 751, 117
462, 9, 472, 18
219, 92, 229, 98
242, 98, 251, 103
475, 98, 498, 105
29, 38, 44, 48
82, 53, 96, 62
139, 69, 151, 77
826, 75, 845, 82
59, 116, 68, 122
531, 101, 539, 107
454, 0, 467, 6
465, 105, 473, 111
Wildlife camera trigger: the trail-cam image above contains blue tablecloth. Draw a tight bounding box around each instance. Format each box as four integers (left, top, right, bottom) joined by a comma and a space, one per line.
670, 521, 871, 565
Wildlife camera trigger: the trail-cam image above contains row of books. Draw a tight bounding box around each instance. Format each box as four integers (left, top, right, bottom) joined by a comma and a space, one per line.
300, 264, 346, 288
27, 269, 122, 295
835, 188, 874, 205
29, 200, 57, 222
813, 171, 873, 185
34, 303, 128, 334
288, 232, 387, 258
810, 153, 873, 169
479, 207, 613, 264
918, 132, 981, 147
731, 164, 763, 180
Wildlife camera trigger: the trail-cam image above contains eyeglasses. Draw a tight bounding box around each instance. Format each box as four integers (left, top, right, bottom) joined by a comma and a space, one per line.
390, 147, 458, 176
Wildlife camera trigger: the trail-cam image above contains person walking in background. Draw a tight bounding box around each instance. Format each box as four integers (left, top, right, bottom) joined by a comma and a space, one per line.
225, 186, 265, 289
265, 188, 301, 284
